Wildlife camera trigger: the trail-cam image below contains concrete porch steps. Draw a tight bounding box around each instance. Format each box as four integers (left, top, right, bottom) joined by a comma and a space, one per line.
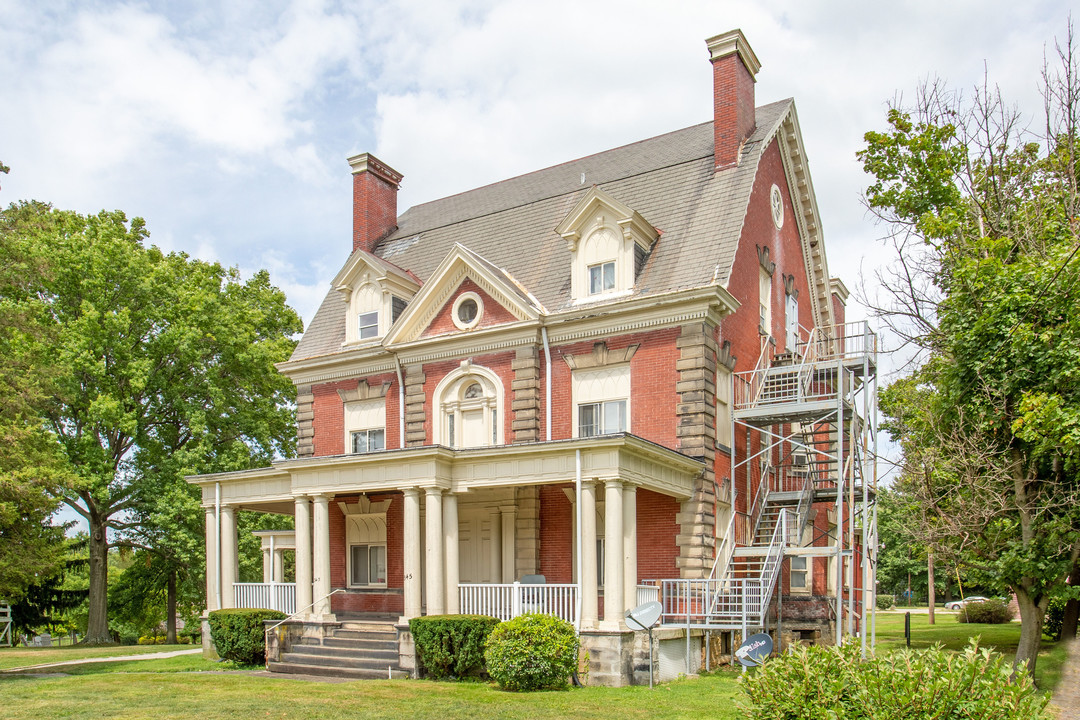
268, 619, 405, 680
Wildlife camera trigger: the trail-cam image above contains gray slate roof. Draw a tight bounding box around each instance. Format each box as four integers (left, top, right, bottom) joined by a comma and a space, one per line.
292, 99, 793, 363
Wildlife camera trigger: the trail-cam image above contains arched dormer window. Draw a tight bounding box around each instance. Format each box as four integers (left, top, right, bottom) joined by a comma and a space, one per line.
555, 187, 658, 304
433, 362, 504, 448
352, 283, 381, 342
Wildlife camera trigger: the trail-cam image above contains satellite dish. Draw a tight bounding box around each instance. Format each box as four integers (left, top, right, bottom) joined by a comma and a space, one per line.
735, 632, 773, 667
624, 601, 663, 631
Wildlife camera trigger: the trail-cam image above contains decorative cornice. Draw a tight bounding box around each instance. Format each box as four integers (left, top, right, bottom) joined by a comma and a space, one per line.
705, 29, 762, 78
347, 152, 403, 188
337, 378, 392, 403
756, 245, 775, 276
562, 341, 639, 370
718, 340, 737, 372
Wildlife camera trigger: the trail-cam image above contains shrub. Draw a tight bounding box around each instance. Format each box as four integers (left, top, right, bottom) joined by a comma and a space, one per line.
1044, 596, 1067, 640
208, 608, 286, 665
876, 594, 895, 610
484, 613, 579, 691
739, 640, 1050, 719
409, 614, 501, 679
958, 598, 1013, 624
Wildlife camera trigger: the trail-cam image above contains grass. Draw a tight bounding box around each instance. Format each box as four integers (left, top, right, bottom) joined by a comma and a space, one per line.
872, 609, 1066, 690
0, 671, 743, 720
0, 644, 189, 671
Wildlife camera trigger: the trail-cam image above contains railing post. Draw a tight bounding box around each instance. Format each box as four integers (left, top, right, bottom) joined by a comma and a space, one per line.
512, 581, 522, 618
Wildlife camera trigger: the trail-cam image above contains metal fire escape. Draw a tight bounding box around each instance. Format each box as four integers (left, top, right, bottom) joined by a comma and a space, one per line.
658, 321, 878, 654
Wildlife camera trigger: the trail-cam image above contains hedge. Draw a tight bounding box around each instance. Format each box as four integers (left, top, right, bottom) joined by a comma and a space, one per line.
409, 614, 501, 679
208, 608, 286, 664
876, 594, 895, 610
739, 640, 1049, 719
957, 598, 1012, 624
484, 613, 579, 691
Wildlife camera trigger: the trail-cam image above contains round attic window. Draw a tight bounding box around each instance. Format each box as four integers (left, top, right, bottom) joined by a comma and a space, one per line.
770, 184, 784, 229
452, 291, 483, 330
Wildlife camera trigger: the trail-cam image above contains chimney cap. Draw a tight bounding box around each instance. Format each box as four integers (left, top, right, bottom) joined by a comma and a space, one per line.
705, 29, 761, 78
347, 152, 404, 188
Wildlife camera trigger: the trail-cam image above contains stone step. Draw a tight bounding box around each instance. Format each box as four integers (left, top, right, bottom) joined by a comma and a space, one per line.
268, 661, 408, 680
281, 648, 400, 669
333, 628, 397, 640
287, 644, 399, 662
322, 637, 398, 651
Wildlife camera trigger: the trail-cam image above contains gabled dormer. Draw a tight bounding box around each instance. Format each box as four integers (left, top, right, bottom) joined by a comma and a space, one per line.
556, 187, 658, 303
383, 243, 544, 346
332, 250, 421, 346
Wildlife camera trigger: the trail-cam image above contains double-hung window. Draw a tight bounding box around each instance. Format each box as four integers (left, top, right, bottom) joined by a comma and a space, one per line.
351, 428, 385, 453
350, 544, 387, 586
790, 556, 809, 592
588, 261, 616, 295
358, 311, 379, 340
578, 400, 626, 437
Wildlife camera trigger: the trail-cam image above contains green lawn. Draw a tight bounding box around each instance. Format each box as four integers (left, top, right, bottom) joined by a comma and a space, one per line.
0, 671, 743, 720
872, 610, 1067, 690
0, 644, 187, 671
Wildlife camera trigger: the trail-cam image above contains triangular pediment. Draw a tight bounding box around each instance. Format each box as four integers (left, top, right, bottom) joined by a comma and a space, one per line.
332, 248, 420, 298
383, 243, 544, 346
555, 186, 658, 253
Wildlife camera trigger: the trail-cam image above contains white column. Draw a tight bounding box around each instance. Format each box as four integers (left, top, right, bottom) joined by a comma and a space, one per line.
488, 509, 502, 583
622, 484, 637, 611
425, 488, 445, 615
444, 492, 460, 614
312, 495, 333, 619
580, 481, 598, 629
500, 505, 516, 583
273, 550, 284, 584
204, 508, 218, 612
262, 547, 272, 584
220, 506, 238, 609
402, 488, 422, 622
294, 496, 313, 617
603, 480, 624, 629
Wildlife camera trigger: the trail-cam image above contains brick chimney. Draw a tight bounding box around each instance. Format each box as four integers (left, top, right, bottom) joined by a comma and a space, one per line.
706, 30, 760, 171
347, 153, 403, 254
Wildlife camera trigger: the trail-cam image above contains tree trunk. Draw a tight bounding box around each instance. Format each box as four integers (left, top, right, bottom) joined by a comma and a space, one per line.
1013, 587, 1046, 676
927, 550, 935, 625
166, 569, 177, 645
84, 513, 113, 645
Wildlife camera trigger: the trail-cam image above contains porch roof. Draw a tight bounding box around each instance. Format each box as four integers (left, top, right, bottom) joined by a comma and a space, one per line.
186, 434, 703, 513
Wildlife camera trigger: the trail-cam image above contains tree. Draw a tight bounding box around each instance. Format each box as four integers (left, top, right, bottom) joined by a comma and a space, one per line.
1, 200, 301, 643
0, 202, 70, 602
859, 25, 1080, 674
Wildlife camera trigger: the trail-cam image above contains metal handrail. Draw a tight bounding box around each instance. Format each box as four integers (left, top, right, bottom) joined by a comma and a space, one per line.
748, 461, 772, 540
263, 588, 346, 665
707, 513, 737, 582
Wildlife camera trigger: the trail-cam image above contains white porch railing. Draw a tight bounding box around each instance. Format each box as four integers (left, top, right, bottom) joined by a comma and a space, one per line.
234, 582, 296, 614
636, 584, 660, 606
459, 583, 579, 627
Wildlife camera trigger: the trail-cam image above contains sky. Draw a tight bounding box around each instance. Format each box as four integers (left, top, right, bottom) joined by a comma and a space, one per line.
1, 2, 1074, 516
3, 0, 1073, 334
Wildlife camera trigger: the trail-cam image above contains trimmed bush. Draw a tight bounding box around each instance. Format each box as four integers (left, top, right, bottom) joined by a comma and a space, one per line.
484, 613, 579, 691
409, 614, 501, 679
208, 608, 286, 665
876, 594, 895, 610
958, 598, 1012, 624
739, 640, 1049, 719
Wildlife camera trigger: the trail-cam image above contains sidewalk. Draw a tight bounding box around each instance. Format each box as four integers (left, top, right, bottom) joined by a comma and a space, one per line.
0, 647, 202, 673
1053, 639, 1079, 720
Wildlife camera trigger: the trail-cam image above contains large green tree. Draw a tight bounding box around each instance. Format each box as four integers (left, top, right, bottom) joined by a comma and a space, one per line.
2, 200, 301, 643
0, 202, 70, 602
860, 27, 1080, 673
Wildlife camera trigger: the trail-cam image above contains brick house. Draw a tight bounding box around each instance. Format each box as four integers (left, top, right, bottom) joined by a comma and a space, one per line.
190, 29, 878, 685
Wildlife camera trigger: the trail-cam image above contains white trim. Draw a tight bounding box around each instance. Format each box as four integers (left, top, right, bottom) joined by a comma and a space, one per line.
451, 291, 484, 331
431, 362, 505, 447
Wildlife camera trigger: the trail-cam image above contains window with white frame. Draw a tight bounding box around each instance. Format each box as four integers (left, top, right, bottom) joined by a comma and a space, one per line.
344, 398, 385, 454
352, 283, 382, 343
759, 267, 772, 335
350, 544, 387, 586
717, 366, 733, 449
785, 291, 799, 351
790, 555, 809, 593
588, 261, 616, 295
434, 365, 503, 448
572, 365, 630, 438
345, 510, 388, 587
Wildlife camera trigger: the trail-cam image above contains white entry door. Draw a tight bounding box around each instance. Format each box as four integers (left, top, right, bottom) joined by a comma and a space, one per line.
458, 508, 496, 583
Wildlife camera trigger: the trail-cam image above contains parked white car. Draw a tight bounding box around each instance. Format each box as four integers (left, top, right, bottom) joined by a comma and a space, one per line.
945, 596, 989, 611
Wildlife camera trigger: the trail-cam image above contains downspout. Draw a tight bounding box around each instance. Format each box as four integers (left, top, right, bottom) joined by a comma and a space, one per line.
215, 482, 222, 610
394, 355, 406, 448
541, 327, 552, 442
575, 448, 582, 627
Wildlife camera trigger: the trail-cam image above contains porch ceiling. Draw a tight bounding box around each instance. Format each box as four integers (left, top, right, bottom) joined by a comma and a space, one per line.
187, 434, 703, 508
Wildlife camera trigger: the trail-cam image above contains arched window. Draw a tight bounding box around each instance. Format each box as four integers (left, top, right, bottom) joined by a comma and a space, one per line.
351, 282, 381, 342
433, 364, 504, 448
